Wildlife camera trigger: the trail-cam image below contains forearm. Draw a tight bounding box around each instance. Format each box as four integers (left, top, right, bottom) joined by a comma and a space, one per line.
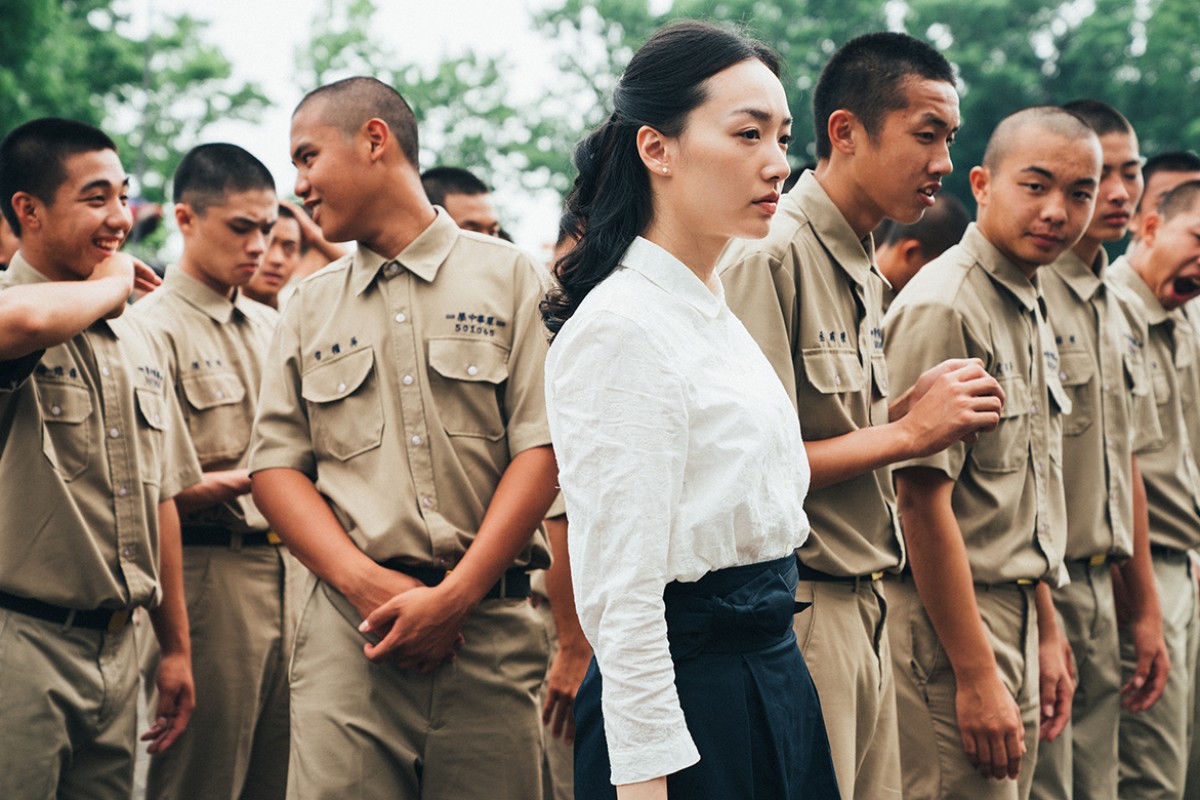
543, 515, 590, 653
1034, 582, 1061, 642
149, 500, 190, 657
616, 777, 668, 800
805, 423, 915, 491
1119, 456, 1161, 622
441, 446, 559, 607
0, 277, 130, 359
172, 469, 251, 515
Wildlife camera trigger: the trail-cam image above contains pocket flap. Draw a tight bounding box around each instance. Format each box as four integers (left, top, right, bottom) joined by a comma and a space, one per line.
428, 338, 508, 383
135, 387, 167, 431
39, 382, 92, 424
301, 347, 375, 403
801, 348, 865, 394
1056, 349, 1094, 387
998, 376, 1031, 418
181, 372, 246, 411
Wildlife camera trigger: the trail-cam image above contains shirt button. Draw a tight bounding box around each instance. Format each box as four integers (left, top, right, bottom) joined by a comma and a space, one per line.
411, 435, 422, 446
101, 367, 111, 377
467, 365, 479, 377
50, 405, 62, 416
834, 375, 842, 386
402, 375, 414, 386
337, 382, 346, 393
109, 427, 121, 439
436, 556, 451, 567
394, 312, 407, 323
422, 497, 433, 508
118, 486, 129, 497
215, 390, 225, 400
121, 545, 134, 558
1103, 382, 1111, 393
1031, 403, 1039, 416
1059, 371, 1067, 381
153, 413, 162, 425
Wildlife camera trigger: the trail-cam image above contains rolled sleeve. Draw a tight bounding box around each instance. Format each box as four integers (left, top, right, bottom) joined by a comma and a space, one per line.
249, 308, 314, 477
503, 256, 553, 457
549, 311, 700, 784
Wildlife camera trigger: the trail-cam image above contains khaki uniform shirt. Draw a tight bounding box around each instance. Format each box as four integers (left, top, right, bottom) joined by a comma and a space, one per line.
883, 224, 1070, 586
249, 209, 551, 570
0, 253, 201, 609
719, 171, 901, 577
1109, 257, 1200, 551
133, 268, 277, 534
1042, 249, 1162, 561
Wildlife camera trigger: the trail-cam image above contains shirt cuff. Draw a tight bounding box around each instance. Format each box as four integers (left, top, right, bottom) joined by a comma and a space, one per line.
607, 730, 701, 786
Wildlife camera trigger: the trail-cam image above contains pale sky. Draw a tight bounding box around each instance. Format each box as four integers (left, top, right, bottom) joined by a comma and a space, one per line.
129, 0, 565, 258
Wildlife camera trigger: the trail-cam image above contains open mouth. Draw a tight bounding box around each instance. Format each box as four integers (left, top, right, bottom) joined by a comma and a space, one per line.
1174, 276, 1200, 297
93, 237, 123, 252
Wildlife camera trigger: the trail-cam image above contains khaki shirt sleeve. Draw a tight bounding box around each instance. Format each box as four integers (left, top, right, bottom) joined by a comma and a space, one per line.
884, 301, 973, 479
502, 256, 553, 456
249, 309, 314, 477
720, 247, 799, 406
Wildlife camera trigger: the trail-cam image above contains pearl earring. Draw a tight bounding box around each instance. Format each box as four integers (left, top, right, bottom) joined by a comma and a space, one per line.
662, 166, 669, 174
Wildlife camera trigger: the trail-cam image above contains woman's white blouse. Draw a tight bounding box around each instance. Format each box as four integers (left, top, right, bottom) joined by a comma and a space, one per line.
544, 237, 811, 785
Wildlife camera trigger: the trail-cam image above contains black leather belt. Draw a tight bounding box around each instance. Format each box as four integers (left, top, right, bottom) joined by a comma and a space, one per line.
379, 561, 531, 600
796, 560, 885, 583
181, 527, 282, 547
1149, 544, 1188, 559
896, 569, 1039, 589
0, 589, 132, 632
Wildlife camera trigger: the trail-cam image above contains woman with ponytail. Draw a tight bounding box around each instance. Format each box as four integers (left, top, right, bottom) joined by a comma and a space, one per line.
543, 20, 839, 800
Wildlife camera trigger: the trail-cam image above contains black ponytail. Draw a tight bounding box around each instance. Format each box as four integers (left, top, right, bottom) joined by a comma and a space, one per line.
541, 20, 780, 339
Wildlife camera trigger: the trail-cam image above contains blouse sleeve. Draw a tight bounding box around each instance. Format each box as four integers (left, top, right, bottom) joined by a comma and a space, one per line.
546, 309, 701, 784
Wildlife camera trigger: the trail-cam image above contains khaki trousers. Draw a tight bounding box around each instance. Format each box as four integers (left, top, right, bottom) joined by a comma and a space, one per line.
1119, 550, 1199, 799
0, 607, 138, 800
793, 577, 902, 800
145, 543, 292, 800
287, 580, 549, 800
1031, 560, 1121, 800
533, 596, 575, 800
888, 576, 1041, 800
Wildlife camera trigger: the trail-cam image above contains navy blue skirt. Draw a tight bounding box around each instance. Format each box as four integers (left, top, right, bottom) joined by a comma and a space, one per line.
574, 555, 840, 799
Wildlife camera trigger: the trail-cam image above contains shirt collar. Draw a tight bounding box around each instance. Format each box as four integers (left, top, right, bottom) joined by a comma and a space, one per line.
163, 266, 252, 324
1049, 246, 1108, 303
619, 236, 724, 319
789, 170, 880, 287
349, 207, 459, 296
1110, 255, 1170, 325
961, 224, 1041, 312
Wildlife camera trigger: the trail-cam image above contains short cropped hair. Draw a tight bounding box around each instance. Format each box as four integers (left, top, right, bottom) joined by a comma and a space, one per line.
421, 166, 490, 208
982, 106, 1098, 171
1139, 151, 1200, 211
1062, 99, 1134, 137
276, 202, 307, 252
295, 76, 420, 168
0, 117, 118, 236
813, 32, 955, 161
1157, 179, 1200, 221
876, 192, 970, 257
173, 143, 275, 214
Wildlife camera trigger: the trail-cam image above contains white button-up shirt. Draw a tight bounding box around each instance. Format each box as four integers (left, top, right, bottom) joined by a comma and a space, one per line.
545, 236, 811, 784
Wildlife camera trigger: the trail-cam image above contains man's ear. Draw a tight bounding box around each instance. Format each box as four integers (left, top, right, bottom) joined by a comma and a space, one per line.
11, 192, 41, 233
827, 109, 860, 158
174, 202, 199, 235
364, 118, 390, 163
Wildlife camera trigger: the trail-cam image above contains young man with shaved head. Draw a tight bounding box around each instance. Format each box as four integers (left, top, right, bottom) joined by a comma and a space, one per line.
718, 32, 1004, 800
1030, 100, 1168, 800
134, 143, 293, 800
0, 118, 201, 799
249, 77, 558, 799
1130, 151, 1200, 246
883, 106, 1101, 799
421, 166, 503, 238
1109, 180, 1200, 799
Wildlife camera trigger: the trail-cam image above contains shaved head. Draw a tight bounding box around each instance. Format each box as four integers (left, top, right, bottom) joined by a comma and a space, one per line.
295, 76, 420, 167
983, 106, 1098, 171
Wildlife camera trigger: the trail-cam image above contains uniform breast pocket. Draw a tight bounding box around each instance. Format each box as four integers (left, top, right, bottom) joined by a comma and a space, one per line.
301, 347, 383, 461
1149, 357, 1172, 408
180, 371, 249, 462
427, 338, 509, 440
970, 376, 1030, 473
38, 381, 93, 480
801, 347, 866, 396
135, 387, 168, 485
1056, 348, 1095, 437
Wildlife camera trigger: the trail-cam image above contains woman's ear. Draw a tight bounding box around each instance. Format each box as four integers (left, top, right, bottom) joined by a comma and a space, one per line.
636, 125, 671, 177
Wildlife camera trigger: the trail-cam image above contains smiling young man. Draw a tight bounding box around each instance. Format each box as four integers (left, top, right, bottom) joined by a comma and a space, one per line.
249, 76, 558, 799
0, 118, 201, 799
882, 106, 1100, 799
132, 143, 293, 800
1030, 100, 1168, 800
717, 32, 1006, 800
1108, 179, 1200, 800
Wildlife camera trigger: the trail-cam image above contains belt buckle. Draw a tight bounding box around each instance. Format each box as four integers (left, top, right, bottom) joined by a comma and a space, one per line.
1015, 578, 1036, 586
267, 531, 282, 545
870, 570, 885, 581
1089, 553, 1107, 567
107, 609, 132, 634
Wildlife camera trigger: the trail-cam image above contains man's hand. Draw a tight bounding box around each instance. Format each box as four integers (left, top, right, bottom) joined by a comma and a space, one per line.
132, 260, 163, 294
359, 583, 470, 671
86, 252, 137, 318
141, 650, 194, 754
1039, 627, 1075, 741
542, 638, 592, 744
956, 671, 1026, 780
900, 359, 1004, 456
1121, 610, 1170, 712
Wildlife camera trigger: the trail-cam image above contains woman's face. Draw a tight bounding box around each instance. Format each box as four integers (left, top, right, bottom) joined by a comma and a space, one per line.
656, 59, 792, 243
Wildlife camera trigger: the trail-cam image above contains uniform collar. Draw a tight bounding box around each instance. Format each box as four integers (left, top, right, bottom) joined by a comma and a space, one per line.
789, 170, 881, 288
1048, 246, 1108, 303
163, 266, 252, 324
1110, 255, 1170, 326
961, 224, 1041, 313
619, 236, 724, 319
350, 207, 458, 296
